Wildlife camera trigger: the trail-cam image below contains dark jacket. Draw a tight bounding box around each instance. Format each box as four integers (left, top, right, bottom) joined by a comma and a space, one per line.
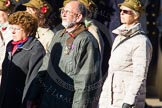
24, 29, 102, 108
0, 37, 45, 108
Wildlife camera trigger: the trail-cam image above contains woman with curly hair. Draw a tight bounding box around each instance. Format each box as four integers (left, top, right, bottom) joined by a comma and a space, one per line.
0, 11, 45, 108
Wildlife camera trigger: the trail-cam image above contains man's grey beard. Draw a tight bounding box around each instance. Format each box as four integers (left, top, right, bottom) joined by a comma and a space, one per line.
62, 21, 76, 28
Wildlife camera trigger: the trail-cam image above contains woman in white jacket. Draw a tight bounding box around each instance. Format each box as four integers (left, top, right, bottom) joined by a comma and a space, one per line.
98, 0, 152, 108
0, 0, 13, 84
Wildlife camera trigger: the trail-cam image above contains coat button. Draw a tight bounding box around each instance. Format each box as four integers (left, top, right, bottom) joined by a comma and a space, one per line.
60, 94, 63, 98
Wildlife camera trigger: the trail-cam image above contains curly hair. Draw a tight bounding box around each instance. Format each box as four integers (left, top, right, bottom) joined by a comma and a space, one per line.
8, 11, 38, 36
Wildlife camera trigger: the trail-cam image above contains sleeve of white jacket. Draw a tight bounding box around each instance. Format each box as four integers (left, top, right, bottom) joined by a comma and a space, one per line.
123, 37, 152, 105
0, 36, 5, 72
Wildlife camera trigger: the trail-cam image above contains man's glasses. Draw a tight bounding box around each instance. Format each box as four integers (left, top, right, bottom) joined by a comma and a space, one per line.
61, 9, 78, 16
120, 9, 133, 15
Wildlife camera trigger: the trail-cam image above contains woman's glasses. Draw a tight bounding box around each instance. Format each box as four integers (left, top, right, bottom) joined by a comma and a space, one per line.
9, 27, 23, 31
120, 9, 133, 15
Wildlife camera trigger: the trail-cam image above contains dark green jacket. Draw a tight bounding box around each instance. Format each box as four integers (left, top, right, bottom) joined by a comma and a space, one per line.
24, 29, 102, 108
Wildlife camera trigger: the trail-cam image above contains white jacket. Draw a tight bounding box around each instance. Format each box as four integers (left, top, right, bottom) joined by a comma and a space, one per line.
0, 23, 12, 72
36, 27, 54, 52
0, 23, 12, 83
99, 23, 152, 108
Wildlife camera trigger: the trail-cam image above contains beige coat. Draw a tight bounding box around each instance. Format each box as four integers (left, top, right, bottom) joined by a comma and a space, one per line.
99, 23, 152, 108
36, 27, 54, 52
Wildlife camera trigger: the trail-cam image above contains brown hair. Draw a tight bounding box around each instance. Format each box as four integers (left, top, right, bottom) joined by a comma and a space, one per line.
8, 11, 38, 36
29, 7, 48, 28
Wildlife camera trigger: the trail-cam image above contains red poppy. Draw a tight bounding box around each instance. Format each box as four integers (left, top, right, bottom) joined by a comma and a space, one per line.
41, 6, 47, 13
2, 27, 7, 31
5, 0, 10, 7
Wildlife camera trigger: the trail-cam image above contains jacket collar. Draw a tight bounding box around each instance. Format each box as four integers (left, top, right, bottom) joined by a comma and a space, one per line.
112, 23, 144, 37
18, 36, 36, 50
36, 27, 51, 38
7, 36, 36, 52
